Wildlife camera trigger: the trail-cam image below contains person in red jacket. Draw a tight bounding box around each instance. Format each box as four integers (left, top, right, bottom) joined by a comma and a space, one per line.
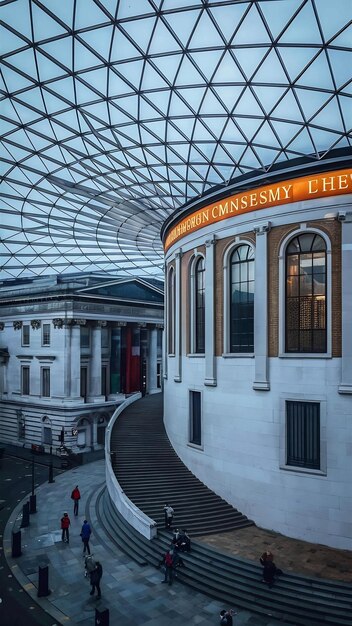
61, 512, 71, 543
71, 485, 81, 516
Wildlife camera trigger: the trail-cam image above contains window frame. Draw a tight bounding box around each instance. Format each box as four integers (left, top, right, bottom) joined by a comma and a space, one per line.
223, 239, 255, 356
167, 266, 175, 355
21, 365, 30, 395
279, 228, 332, 358
189, 254, 206, 355
22, 324, 30, 347
41, 367, 51, 398
188, 389, 203, 449
42, 323, 51, 346
279, 395, 327, 475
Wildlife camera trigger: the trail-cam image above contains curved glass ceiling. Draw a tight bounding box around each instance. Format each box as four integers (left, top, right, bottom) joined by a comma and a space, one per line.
1, 0, 351, 279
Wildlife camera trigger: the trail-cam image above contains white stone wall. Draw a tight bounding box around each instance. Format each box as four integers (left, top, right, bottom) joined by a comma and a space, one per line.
164, 354, 352, 550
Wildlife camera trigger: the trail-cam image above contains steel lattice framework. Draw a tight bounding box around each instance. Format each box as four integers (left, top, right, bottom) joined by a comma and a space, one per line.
1, 0, 351, 279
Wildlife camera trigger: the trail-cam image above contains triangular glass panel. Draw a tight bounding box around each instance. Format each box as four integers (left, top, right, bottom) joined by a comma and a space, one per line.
286, 127, 316, 155
278, 46, 318, 82
327, 49, 352, 90
239, 147, 261, 169
120, 17, 156, 56
81, 67, 108, 95
166, 123, 190, 143
271, 89, 303, 123
212, 144, 235, 165
143, 120, 166, 141
309, 126, 340, 153
234, 88, 264, 116
37, 51, 66, 81
0, 1, 32, 39
270, 120, 303, 147
199, 88, 227, 114
116, 60, 144, 89
201, 116, 227, 138
191, 50, 223, 80
148, 18, 181, 55
212, 51, 245, 83
253, 86, 287, 115
74, 40, 102, 71
253, 49, 287, 84
235, 116, 263, 141
145, 143, 167, 161
311, 97, 344, 133
32, 3, 67, 41
294, 87, 332, 121
180, 86, 206, 113
221, 119, 244, 142
171, 117, 195, 140
7, 48, 38, 81
234, 47, 269, 81
29, 118, 56, 140
0, 26, 26, 56
163, 9, 200, 47
51, 120, 73, 141
108, 70, 133, 97
54, 109, 78, 130
169, 91, 194, 117
119, 123, 141, 143
3, 142, 31, 161
117, 0, 153, 19
139, 96, 163, 121
338, 95, 352, 132
189, 145, 207, 163
189, 10, 224, 48
169, 143, 190, 161
11, 101, 42, 125
212, 85, 245, 113
74, 0, 108, 30
16, 87, 46, 112
43, 0, 74, 28
49, 77, 75, 104
75, 80, 100, 105
108, 103, 132, 126
39, 37, 72, 70
316, 1, 351, 43
152, 53, 182, 85
253, 121, 281, 148
80, 26, 114, 60
296, 52, 334, 90
330, 23, 352, 48
207, 167, 223, 184
142, 61, 169, 90
209, 3, 248, 44
254, 145, 282, 167
234, 3, 272, 45
175, 55, 204, 86
115, 94, 139, 118
279, 1, 322, 44
258, 0, 302, 39
140, 126, 160, 145
192, 120, 215, 142
110, 26, 140, 62
1, 66, 34, 92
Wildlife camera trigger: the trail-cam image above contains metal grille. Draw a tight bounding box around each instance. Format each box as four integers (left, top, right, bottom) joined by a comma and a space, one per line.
190, 390, 201, 446
286, 400, 320, 469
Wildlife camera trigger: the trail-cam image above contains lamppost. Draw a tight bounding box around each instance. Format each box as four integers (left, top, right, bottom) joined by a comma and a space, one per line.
29, 456, 36, 513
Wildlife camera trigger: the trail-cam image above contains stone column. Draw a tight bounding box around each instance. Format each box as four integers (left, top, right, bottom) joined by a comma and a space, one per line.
91, 416, 98, 449
338, 212, 352, 393
147, 327, 158, 394
88, 322, 105, 403
70, 321, 82, 399
174, 250, 182, 383
204, 236, 217, 386
253, 223, 270, 391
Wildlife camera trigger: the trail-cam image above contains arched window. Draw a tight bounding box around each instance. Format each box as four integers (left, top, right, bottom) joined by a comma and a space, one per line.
230, 244, 254, 353
286, 233, 326, 353
194, 257, 205, 353
168, 267, 175, 354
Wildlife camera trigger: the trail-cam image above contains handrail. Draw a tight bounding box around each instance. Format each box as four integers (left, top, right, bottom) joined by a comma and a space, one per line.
105, 393, 158, 540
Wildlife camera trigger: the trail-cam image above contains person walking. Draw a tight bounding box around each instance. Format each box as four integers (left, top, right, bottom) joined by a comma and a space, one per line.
80, 519, 91, 555
90, 561, 103, 598
61, 512, 70, 543
163, 503, 174, 529
160, 549, 174, 585
71, 485, 81, 516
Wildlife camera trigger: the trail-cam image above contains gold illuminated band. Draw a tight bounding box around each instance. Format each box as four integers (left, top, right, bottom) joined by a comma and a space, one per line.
164, 168, 352, 252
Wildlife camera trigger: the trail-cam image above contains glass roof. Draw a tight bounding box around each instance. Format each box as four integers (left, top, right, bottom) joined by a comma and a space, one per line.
1, 0, 351, 279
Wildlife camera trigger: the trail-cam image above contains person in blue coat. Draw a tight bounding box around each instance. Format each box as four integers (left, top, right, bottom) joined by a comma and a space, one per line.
80, 519, 92, 555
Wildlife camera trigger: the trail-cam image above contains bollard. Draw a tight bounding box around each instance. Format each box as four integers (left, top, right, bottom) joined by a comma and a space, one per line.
29, 494, 37, 514
12, 530, 22, 557
95, 608, 109, 626
48, 461, 54, 483
21, 502, 30, 528
37, 565, 51, 597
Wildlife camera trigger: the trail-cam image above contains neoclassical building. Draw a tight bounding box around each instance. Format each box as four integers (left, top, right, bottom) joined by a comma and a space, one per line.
161, 159, 352, 550
0, 273, 163, 453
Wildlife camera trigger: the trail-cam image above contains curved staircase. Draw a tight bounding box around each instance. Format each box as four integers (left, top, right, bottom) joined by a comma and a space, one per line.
110, 393, 253, 535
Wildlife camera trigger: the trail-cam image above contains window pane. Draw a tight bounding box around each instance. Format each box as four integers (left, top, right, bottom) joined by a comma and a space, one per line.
42, 323, 50, 345
230, 245, 254, 353
42, 368, 50, 397
190, 390, 201, 446
195, 257, 205, 353
22, 325, 30, 346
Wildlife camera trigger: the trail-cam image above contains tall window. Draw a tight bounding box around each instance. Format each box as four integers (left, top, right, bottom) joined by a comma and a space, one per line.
230, 244, 254, 353
80, 366, 88, 401
21, 366, 30, 395
41, 367, 50, 397
168, 268, 175, 354
42, 323, 50, 346
80, 326, 90, 348
286, 401, 320, 469
195, 257, 205, 353
22, 325, 30, 346
189, 390, 201, 446
286, 233, 326, 353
